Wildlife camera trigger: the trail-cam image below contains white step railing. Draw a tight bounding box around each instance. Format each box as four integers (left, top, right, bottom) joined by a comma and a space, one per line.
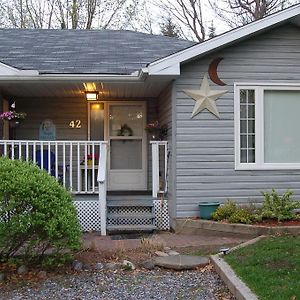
151, 141, 168, 198
97, 142, 108, 235
0, 140, 108, 195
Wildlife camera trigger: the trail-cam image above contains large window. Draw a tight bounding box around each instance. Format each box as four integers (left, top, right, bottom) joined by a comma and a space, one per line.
235, 85, 300, 170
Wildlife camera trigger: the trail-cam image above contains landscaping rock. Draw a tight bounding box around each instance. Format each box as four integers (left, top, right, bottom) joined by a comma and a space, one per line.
71, 260, 83, 272
17, 265, 28, 275
167, 250, 180, 256
122, 260, 135, 271
105, 262, 119, 270
163, 247, 171, 251
95, 263, 104, 270
0, 273, 6, 281
37, 271, 47, 280
155, 251, 169, 257
141, 260, 155, 270
154, 255, 209, 270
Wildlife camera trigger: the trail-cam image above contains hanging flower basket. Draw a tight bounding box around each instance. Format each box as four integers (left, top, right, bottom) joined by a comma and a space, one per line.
145, 121, 168, 141
0, 110, 27, 127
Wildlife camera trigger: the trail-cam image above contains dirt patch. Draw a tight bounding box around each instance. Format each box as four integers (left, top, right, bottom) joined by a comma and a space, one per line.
266, 259, 296, 270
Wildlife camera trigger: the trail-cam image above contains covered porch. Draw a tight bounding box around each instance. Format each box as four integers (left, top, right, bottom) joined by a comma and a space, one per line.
0, 75, 172, 235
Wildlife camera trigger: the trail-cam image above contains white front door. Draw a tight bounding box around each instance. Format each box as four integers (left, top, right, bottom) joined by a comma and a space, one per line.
107, 102, 147, 190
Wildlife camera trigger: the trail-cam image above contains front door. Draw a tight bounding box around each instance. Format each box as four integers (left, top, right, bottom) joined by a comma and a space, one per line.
107, 102, 147, 190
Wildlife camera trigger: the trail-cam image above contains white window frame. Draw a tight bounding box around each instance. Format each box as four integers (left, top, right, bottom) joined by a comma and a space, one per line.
234, 83, 300, 170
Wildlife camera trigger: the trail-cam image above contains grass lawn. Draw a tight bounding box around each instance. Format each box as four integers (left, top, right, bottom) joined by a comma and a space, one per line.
224, 235, 300, 300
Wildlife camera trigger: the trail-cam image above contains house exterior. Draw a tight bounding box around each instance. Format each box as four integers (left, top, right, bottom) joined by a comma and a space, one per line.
1, 4, 300, 234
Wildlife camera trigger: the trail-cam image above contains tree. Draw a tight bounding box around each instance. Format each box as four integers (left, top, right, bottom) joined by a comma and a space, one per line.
207, 20, 216, 38
209, 0, 299, 28
160, 15, 181, 37
156, 0, 206, 42
0, 0, 141, 30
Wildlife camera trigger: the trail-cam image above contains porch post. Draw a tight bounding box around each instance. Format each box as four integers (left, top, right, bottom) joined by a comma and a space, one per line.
151, 142, 160, 198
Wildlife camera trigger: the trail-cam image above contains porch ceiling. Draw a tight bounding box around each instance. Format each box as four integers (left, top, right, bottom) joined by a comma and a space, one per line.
0, 77, 173, 99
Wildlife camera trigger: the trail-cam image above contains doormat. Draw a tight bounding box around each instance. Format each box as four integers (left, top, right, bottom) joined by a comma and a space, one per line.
110, 233, 153, 240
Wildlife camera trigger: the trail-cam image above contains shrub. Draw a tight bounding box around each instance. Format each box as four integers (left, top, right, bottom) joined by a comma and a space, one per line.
0, 157, 81, 264
212, 200, 237, 221
228, 209, 254, 224
261, 189, 300, 221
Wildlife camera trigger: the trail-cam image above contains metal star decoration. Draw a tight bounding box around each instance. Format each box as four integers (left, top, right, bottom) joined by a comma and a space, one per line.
183, 75, 227, 119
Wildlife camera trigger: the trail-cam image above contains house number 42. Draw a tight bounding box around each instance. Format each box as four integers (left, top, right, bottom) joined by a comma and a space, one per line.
69, 120, 81, 128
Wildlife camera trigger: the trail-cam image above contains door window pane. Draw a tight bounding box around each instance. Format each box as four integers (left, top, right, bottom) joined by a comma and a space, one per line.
110, 140, 142, 169
264, 90, 300, 163
109, 105, 144, 136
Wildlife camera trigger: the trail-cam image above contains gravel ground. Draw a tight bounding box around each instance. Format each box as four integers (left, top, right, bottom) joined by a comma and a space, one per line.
0, 269, 233, 300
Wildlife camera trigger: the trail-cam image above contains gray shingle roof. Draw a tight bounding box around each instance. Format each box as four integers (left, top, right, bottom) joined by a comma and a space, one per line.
0, 29, 196, 74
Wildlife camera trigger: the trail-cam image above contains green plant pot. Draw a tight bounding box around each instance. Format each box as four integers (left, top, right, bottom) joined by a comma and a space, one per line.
199, 202, 220, 220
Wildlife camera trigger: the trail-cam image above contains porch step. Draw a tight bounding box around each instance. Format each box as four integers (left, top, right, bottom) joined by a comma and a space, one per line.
107, 199, 153, 207
107, 213, 155, 219
107, 224, 156, 232
106, 193, 156, 234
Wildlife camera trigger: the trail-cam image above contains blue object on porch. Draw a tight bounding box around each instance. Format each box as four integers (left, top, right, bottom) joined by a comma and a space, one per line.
198, 202, 220, 220
36, 150, 56, 176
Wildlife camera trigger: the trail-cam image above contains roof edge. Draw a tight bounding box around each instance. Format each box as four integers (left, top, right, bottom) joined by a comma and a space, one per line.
147, 4, 300, 75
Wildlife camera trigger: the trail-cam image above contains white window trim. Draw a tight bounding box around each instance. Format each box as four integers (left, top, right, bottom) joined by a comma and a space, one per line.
234, 83, 300, 170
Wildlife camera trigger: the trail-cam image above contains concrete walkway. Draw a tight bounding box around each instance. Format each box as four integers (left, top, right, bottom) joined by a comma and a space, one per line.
82, 232, 247, 252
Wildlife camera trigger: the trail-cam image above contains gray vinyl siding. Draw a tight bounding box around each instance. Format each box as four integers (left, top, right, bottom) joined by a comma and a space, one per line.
158, 82, 175, 220
175, 23, 300, 218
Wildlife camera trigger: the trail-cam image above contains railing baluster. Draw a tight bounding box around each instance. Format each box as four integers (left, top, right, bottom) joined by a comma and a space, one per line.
92, 142, 95, 193
77, 142, 80, 193
4, 142, 7, 156
48, 142, 51, 175
55, 143, 58, 180
11, 142, 15, 160
26, 142, 29, 162
84, 142, 88, 193
33, 142, 36, 163
40, 142, 44, 169
63, 142, 66, 187
69, 142, 73, 192
18, 142, 22, 160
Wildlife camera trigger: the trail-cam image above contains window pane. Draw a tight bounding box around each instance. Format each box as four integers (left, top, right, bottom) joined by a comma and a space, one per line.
240, 120, 247, 133
109, 105, 144, 136
240, 150, 247, 163
248, 150, 255, 163
240, 105, 247, 118
264, 90, 300, 163
90, 103, 104, 141
240, 90, 247, 103
248, 105, 255, 118
248, 135, 255, 148
248, 90, 255, 103
248, 120, 255, 133
241, 135, 247, 148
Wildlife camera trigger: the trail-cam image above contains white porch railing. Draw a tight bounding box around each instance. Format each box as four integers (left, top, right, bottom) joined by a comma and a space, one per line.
151, 141, 168, 198
0, 140, 108, 195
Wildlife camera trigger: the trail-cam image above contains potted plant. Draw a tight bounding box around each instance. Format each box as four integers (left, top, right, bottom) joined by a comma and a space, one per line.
86, 154, 99, 166
0, 110, 27, 128
145, 121, 168, 140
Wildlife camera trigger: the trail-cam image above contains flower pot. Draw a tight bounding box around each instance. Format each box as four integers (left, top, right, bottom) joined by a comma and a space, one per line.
199, 202, 220, 220
87, 159, 93, 166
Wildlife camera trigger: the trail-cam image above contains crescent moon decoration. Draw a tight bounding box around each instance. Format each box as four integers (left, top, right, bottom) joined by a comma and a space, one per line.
208, 57, 227, 86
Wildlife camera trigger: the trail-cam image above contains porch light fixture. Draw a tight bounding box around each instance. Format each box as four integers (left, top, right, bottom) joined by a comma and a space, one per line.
85, 91, 99, 101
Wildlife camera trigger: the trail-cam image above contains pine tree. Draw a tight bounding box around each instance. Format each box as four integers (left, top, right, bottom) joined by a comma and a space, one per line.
160, 16, 180, 38
208, 21, 216, 39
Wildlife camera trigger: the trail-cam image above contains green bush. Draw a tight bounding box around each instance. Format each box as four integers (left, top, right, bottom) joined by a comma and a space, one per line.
212, 200, 237, 221
261, 189, 300, 221
0, 157, 81, 264
228, 209, 254, 224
